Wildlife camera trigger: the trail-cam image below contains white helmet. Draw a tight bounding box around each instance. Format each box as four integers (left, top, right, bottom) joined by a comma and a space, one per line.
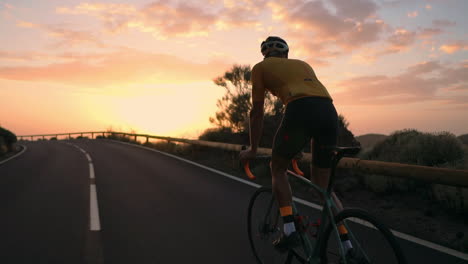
261, 36, 289, 57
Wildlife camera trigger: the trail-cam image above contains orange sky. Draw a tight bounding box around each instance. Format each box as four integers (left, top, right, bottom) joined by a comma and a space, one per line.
1, 0, 467, 138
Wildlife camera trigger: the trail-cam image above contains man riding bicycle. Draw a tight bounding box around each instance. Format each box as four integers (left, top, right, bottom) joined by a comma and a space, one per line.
239, 36, 351, 252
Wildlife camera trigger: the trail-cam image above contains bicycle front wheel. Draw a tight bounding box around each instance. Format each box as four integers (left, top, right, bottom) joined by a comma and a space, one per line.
248, 187, 290, 264
319, 208, 407, 264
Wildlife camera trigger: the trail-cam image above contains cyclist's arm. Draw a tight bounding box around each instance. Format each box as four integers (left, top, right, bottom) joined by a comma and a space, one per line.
250, 64, 265, 152
249, 101, 264, 152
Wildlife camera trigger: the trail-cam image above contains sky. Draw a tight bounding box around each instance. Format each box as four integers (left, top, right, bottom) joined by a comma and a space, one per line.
0, 0, 467, 138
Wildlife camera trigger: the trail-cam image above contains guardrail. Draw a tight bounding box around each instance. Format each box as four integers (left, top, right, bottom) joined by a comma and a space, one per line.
18, 131, 468, 188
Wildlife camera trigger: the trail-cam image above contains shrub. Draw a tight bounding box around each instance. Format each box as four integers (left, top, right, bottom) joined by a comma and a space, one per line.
50, 137, 57, 140
0, 136, 6, 154
458, 134, 468, 145
362, 129, 465, 167
360, 129, 467, 213
199, 127, 248, 145
0, 126, 17, 152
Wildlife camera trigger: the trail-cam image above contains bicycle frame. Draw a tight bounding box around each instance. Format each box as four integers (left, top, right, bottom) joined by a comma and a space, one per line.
284, 169, 359, 264
246, 147, 366, 264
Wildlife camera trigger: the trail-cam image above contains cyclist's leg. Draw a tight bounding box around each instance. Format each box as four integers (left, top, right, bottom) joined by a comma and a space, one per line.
271, 100, 309, 211
271, 105, 309, 249
271, 154, 292, 209
310, 140, 343, 214
308, 100, 342, 215
310, 156, 344, 214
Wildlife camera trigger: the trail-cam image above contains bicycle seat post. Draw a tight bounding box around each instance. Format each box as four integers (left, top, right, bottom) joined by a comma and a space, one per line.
326, 149, 344, 195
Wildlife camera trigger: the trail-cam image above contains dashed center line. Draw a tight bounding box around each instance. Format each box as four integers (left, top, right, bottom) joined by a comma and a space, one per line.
66, 142, 103, 263
89, 184, 101, 231
67, 143, 101, 231
89, 163, 95, 179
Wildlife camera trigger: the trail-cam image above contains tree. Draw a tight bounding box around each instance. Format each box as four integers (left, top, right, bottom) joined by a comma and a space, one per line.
206, 64, 358, 149
210, 64, 282, 133
337, 114, 360, 147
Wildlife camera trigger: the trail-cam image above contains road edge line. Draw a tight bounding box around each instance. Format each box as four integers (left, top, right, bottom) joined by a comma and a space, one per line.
0, 145, 27, 165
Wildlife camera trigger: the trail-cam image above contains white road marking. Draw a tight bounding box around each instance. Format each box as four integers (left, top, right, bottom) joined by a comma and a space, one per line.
67, 142, 101, 231
112, 139, 468, 261
0, 145, 27, 165
89, 184, 101, 231
293, 197, 323, 211
89, 163, 95, 179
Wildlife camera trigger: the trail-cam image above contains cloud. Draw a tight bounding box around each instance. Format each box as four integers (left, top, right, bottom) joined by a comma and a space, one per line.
371, 26, 443, 56
439, 41, 468, 54
0, 50, 54, 62
270, 0, 385, 63
378, 28, 418, 54
333, 61, 468, 105
407, 11, 418, 18
16, 20, 105, 48
56, 1, 266, 38
0, 50, 110, 63
380, 0, 406, 8
432, 19, 456, 27
1, 2, 14, 19
418, 27, 443, 38
425, 4, 432, 9
0, 48, 230, 86
329, 0, 378, 20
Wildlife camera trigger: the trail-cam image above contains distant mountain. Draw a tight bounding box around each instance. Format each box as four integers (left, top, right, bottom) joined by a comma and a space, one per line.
355, 133, 388, 151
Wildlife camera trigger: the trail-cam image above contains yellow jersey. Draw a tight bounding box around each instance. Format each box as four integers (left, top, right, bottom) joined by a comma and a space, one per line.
251, 57, 332, 104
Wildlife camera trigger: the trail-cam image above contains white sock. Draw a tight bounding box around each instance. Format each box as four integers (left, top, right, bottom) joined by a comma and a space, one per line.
284, 222, 296, 236
342, 240, 353, 251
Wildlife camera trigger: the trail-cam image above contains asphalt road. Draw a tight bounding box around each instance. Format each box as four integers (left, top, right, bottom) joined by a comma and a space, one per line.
0, 140, 466, 264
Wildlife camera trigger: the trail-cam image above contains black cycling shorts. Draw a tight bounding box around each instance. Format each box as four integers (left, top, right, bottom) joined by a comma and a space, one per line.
272, 96, 338, 168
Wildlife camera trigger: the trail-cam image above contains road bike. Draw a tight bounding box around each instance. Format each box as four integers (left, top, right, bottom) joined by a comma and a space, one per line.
244, 147, 407, 264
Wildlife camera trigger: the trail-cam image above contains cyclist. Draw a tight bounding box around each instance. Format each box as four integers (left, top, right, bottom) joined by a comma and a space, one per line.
240, 36, 351, 252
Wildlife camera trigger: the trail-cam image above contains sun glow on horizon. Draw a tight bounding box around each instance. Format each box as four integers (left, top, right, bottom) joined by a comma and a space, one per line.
1, 0, 467, 137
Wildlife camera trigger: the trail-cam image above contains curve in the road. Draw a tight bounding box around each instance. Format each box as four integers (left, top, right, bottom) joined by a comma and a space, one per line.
0, 144, 27, 165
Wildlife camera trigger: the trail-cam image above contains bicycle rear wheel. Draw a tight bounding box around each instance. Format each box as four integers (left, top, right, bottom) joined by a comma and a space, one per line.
319, 208, 407, 264
248, 187, 290, 264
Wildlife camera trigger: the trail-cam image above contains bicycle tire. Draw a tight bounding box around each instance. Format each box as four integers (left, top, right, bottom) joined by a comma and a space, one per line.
248, 187, 289, 264
319, 208, 407, 264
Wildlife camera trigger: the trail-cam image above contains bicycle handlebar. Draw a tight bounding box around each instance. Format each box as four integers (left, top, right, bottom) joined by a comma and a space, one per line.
242, 156, 304, 180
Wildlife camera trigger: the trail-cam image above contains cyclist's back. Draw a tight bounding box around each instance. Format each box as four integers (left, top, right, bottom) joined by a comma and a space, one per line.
252, 57, 331, 105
